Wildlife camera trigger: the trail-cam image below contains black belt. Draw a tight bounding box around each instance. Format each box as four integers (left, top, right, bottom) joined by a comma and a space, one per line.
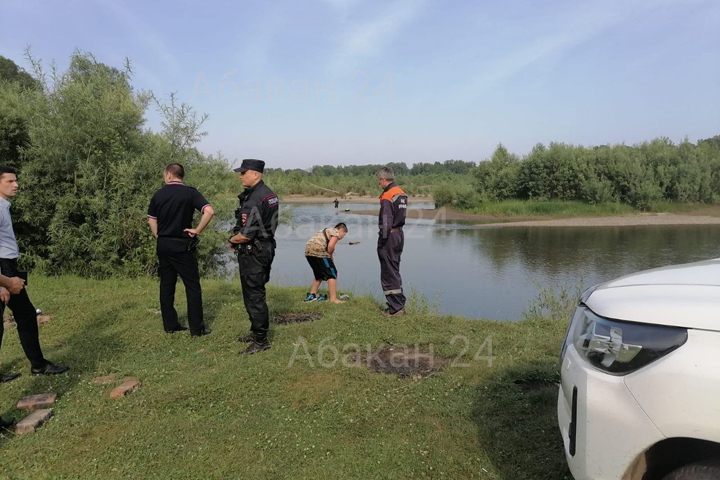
158, 236, 199, 251
390, 228, 403, 233
158, 236, 190, 241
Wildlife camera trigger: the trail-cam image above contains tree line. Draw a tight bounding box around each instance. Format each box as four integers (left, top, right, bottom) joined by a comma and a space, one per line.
467, 140, 720, 210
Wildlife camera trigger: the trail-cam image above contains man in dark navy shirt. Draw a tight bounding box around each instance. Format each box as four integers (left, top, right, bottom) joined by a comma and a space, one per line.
147, 163, 214, 337
228, 159, 279, 354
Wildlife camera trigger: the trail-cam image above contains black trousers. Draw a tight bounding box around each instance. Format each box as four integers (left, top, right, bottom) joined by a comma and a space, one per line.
0, 259, 46, 368
378, 230, 406, 314
238, 243, 275, 342
157, 238, 205, 335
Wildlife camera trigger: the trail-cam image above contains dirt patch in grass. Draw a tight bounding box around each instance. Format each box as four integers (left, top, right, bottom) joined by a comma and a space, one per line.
272, 311, 323, 325
357, 344, 448, 378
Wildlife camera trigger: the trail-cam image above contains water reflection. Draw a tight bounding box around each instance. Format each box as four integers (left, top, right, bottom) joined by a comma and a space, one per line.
458, 226, 720, 280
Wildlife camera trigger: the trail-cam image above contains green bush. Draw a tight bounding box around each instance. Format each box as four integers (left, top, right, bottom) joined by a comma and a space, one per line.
433, 184, 455, 207
581, 176, 616, 204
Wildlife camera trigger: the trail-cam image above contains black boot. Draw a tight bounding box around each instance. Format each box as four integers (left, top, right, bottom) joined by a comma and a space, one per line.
241, 340, 270, 355
165, 325, 189, 334
191, 328, 212, 337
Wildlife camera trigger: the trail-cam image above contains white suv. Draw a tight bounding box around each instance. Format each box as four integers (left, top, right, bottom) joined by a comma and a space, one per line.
558, 259, 720, 480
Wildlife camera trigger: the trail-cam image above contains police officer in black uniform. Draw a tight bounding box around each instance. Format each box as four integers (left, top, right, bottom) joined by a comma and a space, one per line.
147, 163, 214, 337
228, 159, 279, 355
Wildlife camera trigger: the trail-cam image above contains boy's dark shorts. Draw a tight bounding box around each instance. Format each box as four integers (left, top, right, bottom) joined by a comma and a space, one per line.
306, 256, 338, 281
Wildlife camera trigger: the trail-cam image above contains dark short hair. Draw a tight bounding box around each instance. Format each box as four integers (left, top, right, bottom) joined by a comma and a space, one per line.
335, 222, 348, 233
0, 165, 17, 180
165, 163, 185, 180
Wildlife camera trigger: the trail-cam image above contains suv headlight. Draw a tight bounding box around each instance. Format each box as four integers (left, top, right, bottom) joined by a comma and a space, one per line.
562, 306, 688, 375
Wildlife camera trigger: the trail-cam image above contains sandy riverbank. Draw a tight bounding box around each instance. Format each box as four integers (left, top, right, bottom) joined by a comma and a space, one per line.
347, 207, 536, 222
346, 207, 720, 227
478, 213, 720, 228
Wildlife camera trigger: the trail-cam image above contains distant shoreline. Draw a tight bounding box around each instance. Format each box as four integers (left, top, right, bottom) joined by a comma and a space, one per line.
281, 194, 433, 204
283, 195, 720, 228
346, 208, 720, 227
475, 213, 720, 228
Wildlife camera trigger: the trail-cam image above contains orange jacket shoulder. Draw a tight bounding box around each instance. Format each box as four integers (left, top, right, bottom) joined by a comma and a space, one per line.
380, 186, 405, 202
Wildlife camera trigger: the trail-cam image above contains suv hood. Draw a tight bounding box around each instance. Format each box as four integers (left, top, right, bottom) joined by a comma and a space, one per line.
585, 258, 720, 331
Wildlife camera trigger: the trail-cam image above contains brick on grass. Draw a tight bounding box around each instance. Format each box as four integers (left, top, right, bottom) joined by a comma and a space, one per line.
16, 393, 57, 411
15, 409, 53, 434
110, 377, 141, 399
37, 315, 51, 325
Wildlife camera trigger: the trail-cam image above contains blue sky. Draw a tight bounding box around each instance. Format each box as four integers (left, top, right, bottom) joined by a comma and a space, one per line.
1, 0, 719, 169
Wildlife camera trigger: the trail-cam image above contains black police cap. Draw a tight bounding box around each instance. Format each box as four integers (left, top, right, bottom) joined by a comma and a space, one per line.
234, 159, 265, 173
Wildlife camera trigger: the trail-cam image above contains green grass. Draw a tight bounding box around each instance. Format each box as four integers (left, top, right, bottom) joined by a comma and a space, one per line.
647, 200, 720, 215
0, 277, 571, 480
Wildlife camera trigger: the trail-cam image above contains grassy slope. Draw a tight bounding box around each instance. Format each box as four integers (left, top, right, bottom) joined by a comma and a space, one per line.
0, 277, 571, 480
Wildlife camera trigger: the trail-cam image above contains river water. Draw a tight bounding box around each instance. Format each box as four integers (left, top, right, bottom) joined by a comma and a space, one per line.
254, 202, 720, 320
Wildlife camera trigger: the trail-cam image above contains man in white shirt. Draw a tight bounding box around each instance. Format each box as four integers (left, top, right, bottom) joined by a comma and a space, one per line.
0, 165, 68, 378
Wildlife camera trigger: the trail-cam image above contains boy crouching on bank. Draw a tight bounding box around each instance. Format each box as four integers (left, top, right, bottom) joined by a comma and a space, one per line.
304, 223, 348, 304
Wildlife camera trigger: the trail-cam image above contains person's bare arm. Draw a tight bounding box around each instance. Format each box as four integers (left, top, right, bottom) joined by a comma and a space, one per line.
229, 231, 252, 244
148, 217, 158, 238
185, 206, 215, 237
327, 236, 339, 256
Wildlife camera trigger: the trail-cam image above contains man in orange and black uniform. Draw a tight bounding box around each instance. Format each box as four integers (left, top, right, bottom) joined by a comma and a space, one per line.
376, 167, 408, 316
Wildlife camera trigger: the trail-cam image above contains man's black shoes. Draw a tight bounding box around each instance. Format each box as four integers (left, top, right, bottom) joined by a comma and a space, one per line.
0, 372, 21, 383
241, 341, 270, 355
31, 362, 69, 376
165, 325, 189, 334
0, 416, 15, 431
191, 328, 212, 337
